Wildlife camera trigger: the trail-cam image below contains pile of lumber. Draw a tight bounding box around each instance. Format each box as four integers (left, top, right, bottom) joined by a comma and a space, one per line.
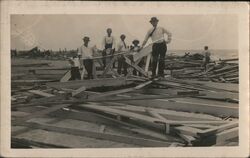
166, 54, 238, 83
11, 76, 239, 148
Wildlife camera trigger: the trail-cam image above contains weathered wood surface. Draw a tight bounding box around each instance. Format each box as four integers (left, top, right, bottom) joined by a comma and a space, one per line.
47, 77, 134, 90
18, 122, 174, 147
133, 44, 153, 61
120, 97, 238, 117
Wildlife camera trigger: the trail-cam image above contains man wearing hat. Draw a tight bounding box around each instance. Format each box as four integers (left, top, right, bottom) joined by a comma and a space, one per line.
78, 36, 96, 79
141, 17, 172, 79
102, 28, 116, 69
116, 34, 129, 76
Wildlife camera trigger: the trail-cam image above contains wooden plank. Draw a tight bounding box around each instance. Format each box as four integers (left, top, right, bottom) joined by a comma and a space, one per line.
99, 125, 106, 133
11, 137, 69, 148
197, 121, 238, 137
20, 122, 173, 147
124, 56, 148, 77
28, 90, 55, 97
122, 98, 238, 118
173, 126, 204, 137
60, 70, 71, 82
215, 127, 238, 144
145, 54, 151, 73
133, 44, 152, 62
110, 104, 222, 121
71, 86, 86, 97
47, 77, 133, 90
79, 104, 160, 124
87, 81, 152, 99
92, 62, 97, 79
177, 133, 196, 145
12, 104, 72, 125
102, 57, 116, 77
146, 109, 167, 121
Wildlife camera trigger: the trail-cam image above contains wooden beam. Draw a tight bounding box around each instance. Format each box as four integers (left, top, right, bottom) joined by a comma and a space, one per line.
215, 127, 238, 144
133, 44, 152, 61
12, 104, 72, 125
11, 137, 69, 148
145, 54, 151, 73
78, 103, 160, 124
71, 86, 86, 97
60, 70, 71, 82
173, 126, 204, 137
47, 77, 133, 90
87, 80, 152, 99
20, 122, 173, 147
28, 90, 55, 97
177, 133, 196, 146
102, 57, 117, 77
124, 56, 148, 77
197, 121, 238, 137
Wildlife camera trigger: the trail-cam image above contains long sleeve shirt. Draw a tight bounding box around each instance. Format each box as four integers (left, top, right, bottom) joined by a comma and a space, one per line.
116, 40, 128, 52
102, 35, 116, 49
142, 26, 172, 47
78, 44, 95, 59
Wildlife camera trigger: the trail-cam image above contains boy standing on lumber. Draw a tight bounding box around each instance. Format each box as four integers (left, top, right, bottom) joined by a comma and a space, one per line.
130, 39, 144, 76
78, 36, 96, 79
202, 46, 211, 71
68, 56, 81, 80
141, 17, 172, 79
116, 34, 129, 76
102, 28, 116, 69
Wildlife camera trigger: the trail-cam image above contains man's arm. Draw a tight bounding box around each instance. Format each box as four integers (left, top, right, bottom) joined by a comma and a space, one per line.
102, 36, 106, 50
141, 30, 151, 48
163, 28, 172, 44
77, 47, 82, 58
112, 36, 116, 50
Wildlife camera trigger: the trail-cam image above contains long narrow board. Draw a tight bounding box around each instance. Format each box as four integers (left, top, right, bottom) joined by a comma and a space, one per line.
47, 77, 134, 90
133, 44, 153, 61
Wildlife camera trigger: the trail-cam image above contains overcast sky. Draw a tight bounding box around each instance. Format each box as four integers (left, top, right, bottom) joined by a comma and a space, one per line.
11, 14, 238, 51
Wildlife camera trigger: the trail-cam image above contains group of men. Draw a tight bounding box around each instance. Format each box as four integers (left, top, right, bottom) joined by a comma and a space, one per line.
69, 17, 172, 80
69, 16, 211, 80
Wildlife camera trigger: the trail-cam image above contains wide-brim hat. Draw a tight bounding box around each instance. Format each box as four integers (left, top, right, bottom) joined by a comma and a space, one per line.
132, 39, 140, 44
150, 17, 159, 23
82, 36, 90, 41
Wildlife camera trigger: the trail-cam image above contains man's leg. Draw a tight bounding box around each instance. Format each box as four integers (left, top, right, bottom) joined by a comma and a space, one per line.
117, 57, 122, 75
151, 44, 160, 78
158, 43, 167, 77
102, 51, 107, 68
122, 57, 128, 76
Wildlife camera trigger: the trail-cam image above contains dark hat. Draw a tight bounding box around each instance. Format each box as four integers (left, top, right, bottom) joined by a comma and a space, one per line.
83, 36, 90, 41
132, 39, 140, 44
150, 17, 159, 23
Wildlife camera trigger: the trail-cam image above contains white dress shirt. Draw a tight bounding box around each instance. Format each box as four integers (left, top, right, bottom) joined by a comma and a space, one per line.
78, 44, 95, 59
143, 26, 172, 44
102, 35, 116, 49
117, 40, 128, 52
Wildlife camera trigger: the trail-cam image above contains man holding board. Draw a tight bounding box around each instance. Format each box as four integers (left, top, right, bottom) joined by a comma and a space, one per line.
141, 17, 172, 79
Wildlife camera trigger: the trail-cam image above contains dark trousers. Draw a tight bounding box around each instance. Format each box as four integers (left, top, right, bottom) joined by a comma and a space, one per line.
69, 67, 81, 80
83, 59, 93, 79
152, 42, 167, 77
117, 56, 128, 76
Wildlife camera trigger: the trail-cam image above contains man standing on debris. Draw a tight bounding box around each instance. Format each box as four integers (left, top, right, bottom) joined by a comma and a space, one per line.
202, 46, 211, 71
117, 34, 128, 76
102, 28, 116, 69
141, 17, 172, 79
78, 36, 96, 79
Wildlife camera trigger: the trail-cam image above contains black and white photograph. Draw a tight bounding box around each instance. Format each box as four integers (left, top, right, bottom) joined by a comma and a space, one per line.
1, 1, 249, 158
